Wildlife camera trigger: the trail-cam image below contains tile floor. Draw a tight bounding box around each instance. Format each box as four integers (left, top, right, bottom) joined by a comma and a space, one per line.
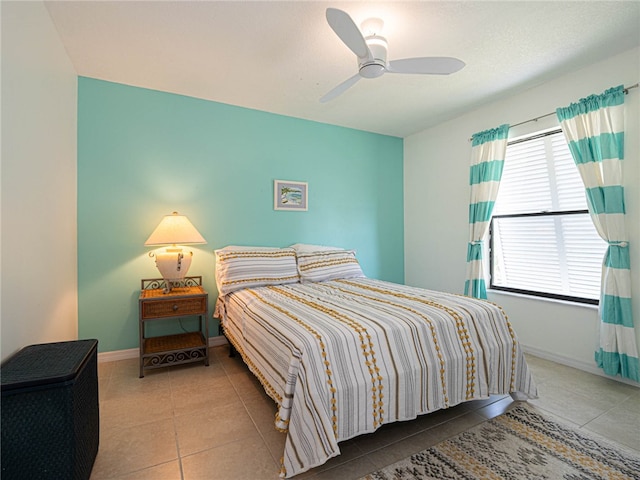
91, 346, 640, 480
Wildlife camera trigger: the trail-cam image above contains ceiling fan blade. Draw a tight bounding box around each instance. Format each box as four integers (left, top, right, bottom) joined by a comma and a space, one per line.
326, 8, 371, 60
320, 74, 361, 103
387, 57, 466, 75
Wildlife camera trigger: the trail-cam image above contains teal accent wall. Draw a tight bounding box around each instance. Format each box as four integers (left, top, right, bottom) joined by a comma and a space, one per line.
78, 77, 404, 352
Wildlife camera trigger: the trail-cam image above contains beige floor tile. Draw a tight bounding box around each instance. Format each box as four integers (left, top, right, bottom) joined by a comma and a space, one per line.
241, 393, 279, 431
98, 378, 111, 403
527, 354, 636, 393
97, 360, 114, 381
100, 387, 175, 429
583, 394, 640, 453
524, 354, 569, 383
171, 374, 240, 416
211, 344, 235, 362
254, 424, 288, 467
241, 395, 287, 463
308, 454, 379, 480
297, 440, 366, 477
103, 368, 170, 401
169, 351, 223, 371
352, 403, 469, 454
90, 418, 178, 479
106, 460, 183, 480
228, 369, 272, 400
167, 362, 227, 391
362, 411, 486, 470
528, 381, 612, 426
217, 349, 252, 375
111, 357, 152, 378
181, 432, 281, 480
348, 420, 414, 454
174, 401, 259, 456
536, 366, 636, 406
359, 430, 439, 474
90, 349, 638, 480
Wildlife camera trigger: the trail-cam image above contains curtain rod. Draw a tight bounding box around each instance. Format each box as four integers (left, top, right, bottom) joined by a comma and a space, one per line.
469, 83, 639, 141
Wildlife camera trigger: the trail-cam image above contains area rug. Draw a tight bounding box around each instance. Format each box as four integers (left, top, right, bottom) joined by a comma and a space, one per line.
360, 403, 640, 480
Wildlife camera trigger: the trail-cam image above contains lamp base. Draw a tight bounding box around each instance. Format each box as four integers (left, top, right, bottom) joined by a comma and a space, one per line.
161, 280, 178, 294
152, 248, 193, 293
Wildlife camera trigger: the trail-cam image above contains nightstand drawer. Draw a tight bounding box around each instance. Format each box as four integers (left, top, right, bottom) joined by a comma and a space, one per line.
141, 297, 206, 319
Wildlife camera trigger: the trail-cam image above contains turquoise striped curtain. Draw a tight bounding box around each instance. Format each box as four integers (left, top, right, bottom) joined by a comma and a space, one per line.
464, 124, 509, 299
557, 85, 639, 382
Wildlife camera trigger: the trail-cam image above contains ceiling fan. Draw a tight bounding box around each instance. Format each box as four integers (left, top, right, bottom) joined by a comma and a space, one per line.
321, 8, 465, 103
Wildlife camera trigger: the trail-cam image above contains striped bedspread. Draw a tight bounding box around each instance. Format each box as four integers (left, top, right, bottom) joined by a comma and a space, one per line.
218, 278, 538, 478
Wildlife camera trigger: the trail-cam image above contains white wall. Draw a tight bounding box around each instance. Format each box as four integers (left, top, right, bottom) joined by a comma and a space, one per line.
404, 47, 640, 378
1, 1, 78, 361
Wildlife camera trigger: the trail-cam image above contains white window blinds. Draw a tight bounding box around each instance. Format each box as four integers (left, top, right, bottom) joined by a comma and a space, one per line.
490, 128, 607, 302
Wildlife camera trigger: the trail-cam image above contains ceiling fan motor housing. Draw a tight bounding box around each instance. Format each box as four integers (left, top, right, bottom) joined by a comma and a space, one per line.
359, 35, 388, 78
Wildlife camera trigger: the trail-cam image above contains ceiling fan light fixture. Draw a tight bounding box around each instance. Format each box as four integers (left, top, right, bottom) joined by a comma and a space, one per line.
361, 17, 384, 36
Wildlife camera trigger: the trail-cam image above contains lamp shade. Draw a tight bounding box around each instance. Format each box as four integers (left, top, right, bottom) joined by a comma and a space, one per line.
144, 212, 206, 246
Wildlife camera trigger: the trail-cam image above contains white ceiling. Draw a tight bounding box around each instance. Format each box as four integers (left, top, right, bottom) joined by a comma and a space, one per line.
45, 1, 640, 138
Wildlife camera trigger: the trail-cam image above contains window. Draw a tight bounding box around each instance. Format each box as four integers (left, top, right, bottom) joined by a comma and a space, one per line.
489, 127, 607, 304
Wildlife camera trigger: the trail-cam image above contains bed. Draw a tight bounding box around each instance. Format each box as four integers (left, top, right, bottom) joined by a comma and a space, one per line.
214, 245, 538, 478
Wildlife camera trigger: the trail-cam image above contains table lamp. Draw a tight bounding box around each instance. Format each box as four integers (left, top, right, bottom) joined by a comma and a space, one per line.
144, 211, 207, 293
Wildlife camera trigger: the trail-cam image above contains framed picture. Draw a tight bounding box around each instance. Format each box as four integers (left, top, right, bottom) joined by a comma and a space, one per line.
274, 180, 308, 211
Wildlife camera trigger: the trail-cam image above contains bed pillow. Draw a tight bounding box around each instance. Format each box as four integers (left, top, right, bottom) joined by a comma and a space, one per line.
215, 246, 299, 295
296, 249, 365, 283
290, 243, 345, 253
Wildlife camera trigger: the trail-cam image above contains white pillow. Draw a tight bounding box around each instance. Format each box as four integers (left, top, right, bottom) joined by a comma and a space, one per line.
290, 243, 346, 253
296, 250, 365, 283
215, 246, 299, 295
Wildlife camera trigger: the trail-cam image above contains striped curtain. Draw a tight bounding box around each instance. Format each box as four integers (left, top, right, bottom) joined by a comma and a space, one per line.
556, 85, 639, 382
464, 124, 509, 299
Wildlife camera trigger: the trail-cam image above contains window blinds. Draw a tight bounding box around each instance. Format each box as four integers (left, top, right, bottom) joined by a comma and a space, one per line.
491, 129, 607, 302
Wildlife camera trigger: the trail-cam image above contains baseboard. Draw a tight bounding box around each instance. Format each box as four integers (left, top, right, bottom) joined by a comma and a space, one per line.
521, 344, 639, 388
97, 335, 229, 363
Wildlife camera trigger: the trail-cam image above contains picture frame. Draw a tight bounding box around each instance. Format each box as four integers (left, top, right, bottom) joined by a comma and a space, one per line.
274, 180, 308, 211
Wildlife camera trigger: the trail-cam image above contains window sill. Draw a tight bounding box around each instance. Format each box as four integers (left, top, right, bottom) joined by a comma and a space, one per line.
487, 289, 599, 310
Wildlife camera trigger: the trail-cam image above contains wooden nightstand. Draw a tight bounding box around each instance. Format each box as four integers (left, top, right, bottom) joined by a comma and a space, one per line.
138, 277, 209, 378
